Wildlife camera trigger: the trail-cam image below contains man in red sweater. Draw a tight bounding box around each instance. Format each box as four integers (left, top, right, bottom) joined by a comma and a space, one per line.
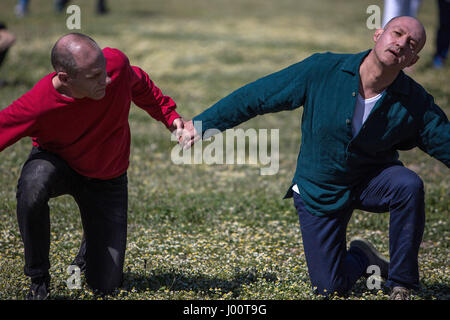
0, 33, 184, 299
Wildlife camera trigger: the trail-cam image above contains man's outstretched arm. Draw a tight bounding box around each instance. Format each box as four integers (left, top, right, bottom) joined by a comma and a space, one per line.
129, 65, 181, 127
182, 53, 320, 148
129, 64, 186, 142
0, 96, 39, 153
416, 95, 450, 168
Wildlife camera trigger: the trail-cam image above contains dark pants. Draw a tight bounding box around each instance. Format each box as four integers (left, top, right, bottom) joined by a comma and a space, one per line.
436, 0, 450, 60
16, 147, 128, 294
0, 48, 8, 69
54, 0, 107, 14
293, 165, 425, 295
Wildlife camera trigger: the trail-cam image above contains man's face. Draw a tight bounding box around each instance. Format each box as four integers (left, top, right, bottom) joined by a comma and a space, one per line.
373, 17, 425, 70
67, 50, 111, 100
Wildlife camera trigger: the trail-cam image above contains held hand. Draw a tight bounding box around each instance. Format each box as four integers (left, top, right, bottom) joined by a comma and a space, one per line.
169, 117, 185, 144
181, 120, 201, 149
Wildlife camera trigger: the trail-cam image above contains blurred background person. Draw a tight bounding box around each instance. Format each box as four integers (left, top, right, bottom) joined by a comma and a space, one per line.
433, 0, 450, 68
383, 0, 422, 27
14, 0, 30, 18
54, 0, 108, 15
15, 0, 109, 17
0, 23, 16, 87
96, 0, 108, 14
54, 0, 70, 12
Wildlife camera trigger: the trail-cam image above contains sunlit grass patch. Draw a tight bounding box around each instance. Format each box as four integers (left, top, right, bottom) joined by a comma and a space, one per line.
0, 0, 448, 300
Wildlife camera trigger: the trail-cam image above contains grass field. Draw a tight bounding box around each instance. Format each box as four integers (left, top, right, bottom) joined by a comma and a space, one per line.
0, 0, 448, 300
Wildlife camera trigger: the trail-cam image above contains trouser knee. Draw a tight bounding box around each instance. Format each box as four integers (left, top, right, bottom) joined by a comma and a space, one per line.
392, 171, 425, 213
16, 160, 54, 211
398, 171, 424, 196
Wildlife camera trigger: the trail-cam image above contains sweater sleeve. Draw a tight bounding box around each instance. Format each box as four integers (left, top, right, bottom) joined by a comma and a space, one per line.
0, 94, 39, 152
0, 99, 37, 152
416, 95, 450, 168
129, 65, 180, 128
193, 53, 319, 135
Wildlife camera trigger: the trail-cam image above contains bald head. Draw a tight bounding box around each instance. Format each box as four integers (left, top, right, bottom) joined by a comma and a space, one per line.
51, 33, 103, 77
384, 16, 427, 52
369, 16, 428, 71
51, 33, 110, 100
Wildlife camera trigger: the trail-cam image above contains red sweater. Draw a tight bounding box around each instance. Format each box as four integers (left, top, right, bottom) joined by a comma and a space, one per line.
0, 47, 180, 179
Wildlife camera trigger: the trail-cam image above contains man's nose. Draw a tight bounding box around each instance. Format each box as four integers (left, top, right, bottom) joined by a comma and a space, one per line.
396, 36, 408, 48
101, 76, 111, 86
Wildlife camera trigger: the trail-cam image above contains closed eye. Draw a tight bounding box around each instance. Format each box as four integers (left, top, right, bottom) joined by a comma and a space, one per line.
86, 71, 103, 79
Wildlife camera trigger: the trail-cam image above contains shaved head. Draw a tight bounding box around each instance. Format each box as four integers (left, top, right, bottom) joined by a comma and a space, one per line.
370, 15, 428, 71
51, 33, 110, 100
384, 16, 427, 52
51, 33, 102, 77
360, 16, 427, 97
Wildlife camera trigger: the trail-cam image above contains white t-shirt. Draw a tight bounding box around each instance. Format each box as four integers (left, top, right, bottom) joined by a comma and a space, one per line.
351, 91, 384, 137
292, 91, 384, 195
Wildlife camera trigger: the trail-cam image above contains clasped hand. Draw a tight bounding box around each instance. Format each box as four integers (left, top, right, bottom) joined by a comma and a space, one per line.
169, 118, 200, 149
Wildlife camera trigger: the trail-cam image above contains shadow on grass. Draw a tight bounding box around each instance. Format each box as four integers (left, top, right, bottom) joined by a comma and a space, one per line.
349, 279, 450, 300
122, 267, 278, 298
46, 272, 450, 300
415, 282, 450, 300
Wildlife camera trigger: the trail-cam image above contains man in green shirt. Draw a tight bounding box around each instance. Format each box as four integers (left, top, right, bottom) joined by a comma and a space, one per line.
182, 16, 449, 299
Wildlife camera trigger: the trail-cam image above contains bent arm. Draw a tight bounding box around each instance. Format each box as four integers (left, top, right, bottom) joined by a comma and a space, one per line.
129, 65, 180, 129
0, 99, 38, 152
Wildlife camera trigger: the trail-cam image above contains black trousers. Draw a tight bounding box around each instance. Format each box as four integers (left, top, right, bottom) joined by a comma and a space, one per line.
0, 48, 8, 68
16, 147, 128, 294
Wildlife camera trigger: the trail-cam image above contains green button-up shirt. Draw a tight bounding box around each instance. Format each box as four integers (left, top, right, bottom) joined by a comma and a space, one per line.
193, 50, 450, 216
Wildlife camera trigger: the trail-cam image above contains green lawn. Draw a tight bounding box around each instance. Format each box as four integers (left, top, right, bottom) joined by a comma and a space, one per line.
0, 0, 448, 300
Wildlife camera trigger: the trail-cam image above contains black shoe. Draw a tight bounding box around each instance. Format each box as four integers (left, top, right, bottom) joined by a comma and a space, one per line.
26, 278, 50, 300
349, 237, 389, 279
71, 255, 86, 273
71, 235, 87, 272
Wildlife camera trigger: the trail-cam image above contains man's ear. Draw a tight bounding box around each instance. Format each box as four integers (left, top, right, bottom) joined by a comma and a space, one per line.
373, 28, 384, 43
57, 72, 70, 85
407, 55, 420, 67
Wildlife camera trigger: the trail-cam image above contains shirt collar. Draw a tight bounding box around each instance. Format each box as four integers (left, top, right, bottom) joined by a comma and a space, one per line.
340, 49, 410, 96
340, 49, 371, 75
388, 71, 410, 96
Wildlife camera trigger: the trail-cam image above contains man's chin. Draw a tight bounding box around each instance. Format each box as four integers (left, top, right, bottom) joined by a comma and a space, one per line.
92, 91, 106, 100
380, 56, 405, 70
